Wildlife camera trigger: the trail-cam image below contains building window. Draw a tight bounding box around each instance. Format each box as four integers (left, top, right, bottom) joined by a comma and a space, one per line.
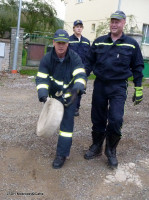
142, 24, 149, 44
77, 0, 83, 3
91, 24, 95, 32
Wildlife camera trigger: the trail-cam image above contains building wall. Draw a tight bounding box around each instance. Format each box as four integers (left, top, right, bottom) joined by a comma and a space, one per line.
121, 0, 149, 31
64, 0, 149, 57
120, 0, 149, 58
0, 28, 24, 72
64, 0, 118, 42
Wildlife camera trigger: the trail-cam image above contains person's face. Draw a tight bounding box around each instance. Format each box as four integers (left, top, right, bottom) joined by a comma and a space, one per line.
53, 41, 68, 58
110, 18, 126, 36
73, 24, 83, 35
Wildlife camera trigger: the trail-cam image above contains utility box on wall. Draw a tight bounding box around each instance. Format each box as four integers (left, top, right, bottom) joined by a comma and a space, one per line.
0, 42, 5, 57
143, 59, 149, 78
0, 42, 5, 71
0, 39, 10, 71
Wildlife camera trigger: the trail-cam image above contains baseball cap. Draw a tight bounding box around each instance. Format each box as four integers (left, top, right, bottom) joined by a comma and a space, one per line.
73, 20, 83, 26
110, 10, 126, 20
53, 29, 69, 43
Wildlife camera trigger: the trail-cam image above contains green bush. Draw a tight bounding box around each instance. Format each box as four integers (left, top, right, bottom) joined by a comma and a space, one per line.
20, 69, 38, 76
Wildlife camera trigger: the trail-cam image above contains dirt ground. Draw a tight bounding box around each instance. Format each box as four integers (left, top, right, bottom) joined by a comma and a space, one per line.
0, 72, 149, 200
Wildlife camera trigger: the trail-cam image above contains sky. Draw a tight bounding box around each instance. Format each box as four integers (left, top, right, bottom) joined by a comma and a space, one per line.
26, 0, 66, 20
50, 0, 66, 20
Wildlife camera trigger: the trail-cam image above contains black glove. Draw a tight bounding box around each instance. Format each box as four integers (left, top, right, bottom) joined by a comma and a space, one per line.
39, 96, 47, 103
132, 86, 143, 105
73, 82, 86, 95
64, 88, 78, 107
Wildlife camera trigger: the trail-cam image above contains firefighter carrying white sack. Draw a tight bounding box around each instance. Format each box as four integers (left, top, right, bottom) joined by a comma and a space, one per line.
36, 29, 87, 169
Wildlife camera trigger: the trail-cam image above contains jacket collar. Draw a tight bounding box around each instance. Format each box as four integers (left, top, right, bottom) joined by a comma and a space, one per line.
107, 32, 126, 42
52, 47, 70, 62
73, 34, 82, 41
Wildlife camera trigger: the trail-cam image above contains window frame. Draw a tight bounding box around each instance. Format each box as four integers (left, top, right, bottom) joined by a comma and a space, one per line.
142, 24, 149, 45
77, 0, 84, 3
91, 23, 96, 32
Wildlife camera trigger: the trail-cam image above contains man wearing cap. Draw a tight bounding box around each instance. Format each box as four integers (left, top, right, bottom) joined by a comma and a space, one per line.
36, 29, 87, 169
69, 20, 90, 116
84, 11, 144, 168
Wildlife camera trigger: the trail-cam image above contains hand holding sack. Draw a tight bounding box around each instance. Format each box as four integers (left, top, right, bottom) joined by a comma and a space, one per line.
132, 86, 143, 105
64, 82, 86, 107
64, 88, 78, 107
39, 96, 47, 103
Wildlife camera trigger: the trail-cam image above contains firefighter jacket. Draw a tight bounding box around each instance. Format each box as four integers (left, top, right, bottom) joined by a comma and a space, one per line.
85, 32, 144, 87
36, 47, 87, 101
69, 34, 90, 64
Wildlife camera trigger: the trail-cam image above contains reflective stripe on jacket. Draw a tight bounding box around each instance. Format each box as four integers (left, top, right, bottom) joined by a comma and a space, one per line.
69, 34, 90, 64
36, 48, 87, 100
85, 32, 144, 86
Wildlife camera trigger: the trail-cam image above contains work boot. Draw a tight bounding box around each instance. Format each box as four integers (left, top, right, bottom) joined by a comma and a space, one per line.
84, 144, 102, 160
105, 134, 121, 169
74, 108, 79, 117
84, 131, 106, 160
52, 156, 66, 169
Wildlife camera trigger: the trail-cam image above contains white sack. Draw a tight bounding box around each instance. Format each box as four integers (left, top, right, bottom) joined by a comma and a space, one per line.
36, 97, 64, 137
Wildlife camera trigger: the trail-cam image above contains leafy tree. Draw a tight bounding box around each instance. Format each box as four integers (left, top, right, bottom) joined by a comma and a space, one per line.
0, 0, 63, 38
124, 15, 141, 34
0, 0, 18, 37
21, 0, 61, 34
96, 18, 110, 37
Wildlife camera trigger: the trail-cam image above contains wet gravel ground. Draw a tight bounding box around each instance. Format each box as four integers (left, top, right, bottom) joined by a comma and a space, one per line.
0, 72, 149, 200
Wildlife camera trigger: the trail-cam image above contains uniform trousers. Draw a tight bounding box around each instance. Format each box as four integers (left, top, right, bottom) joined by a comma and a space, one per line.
56, 97, 78, 157
91, 79, 128, 137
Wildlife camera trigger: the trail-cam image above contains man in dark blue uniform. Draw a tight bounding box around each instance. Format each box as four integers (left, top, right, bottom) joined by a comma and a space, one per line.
36, 29, 87, 169
69, 20, 90, 116
84, 11, 144, 168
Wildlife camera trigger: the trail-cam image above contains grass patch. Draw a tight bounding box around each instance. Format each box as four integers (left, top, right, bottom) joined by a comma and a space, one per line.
87, 75, 145, 82
88, 74, 96, 80
142, 82, 149, 88
128, 76, 146, 82
22, 48, 27, 66
20, 69, 38, 76
19, 70, 149, 88
128, 76, 133, 81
